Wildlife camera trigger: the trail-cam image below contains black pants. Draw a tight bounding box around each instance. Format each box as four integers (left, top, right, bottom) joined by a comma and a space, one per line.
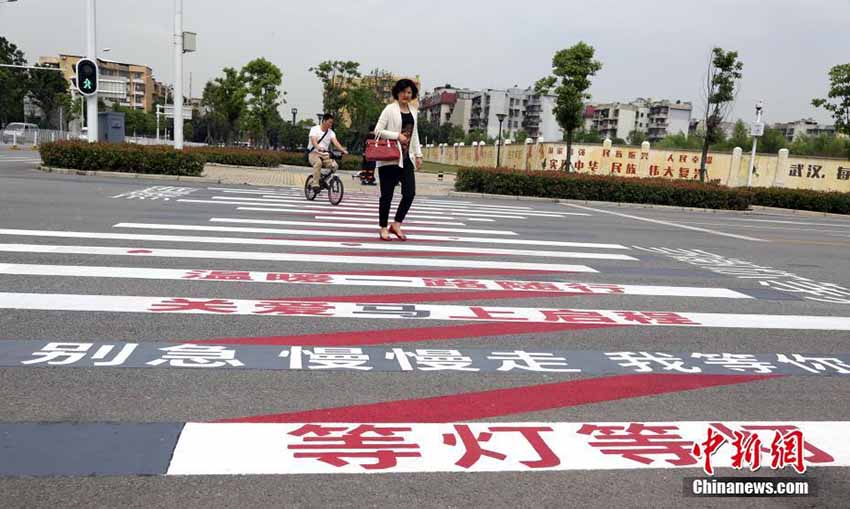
378, 158, 416, 227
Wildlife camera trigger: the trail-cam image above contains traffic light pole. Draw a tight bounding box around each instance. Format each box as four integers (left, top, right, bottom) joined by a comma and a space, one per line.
85, 0, 98, 143
173, 0, 184, 150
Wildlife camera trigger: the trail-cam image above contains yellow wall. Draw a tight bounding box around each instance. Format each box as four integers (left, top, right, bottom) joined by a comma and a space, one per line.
424, 141, 850, 192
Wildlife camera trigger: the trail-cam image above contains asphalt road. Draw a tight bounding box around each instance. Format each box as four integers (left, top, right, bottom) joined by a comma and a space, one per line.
1, 146, 849, 508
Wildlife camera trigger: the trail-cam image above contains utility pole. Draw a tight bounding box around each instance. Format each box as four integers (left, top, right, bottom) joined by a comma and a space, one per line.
173, 0, 184, 149
747, 101, 764, 188
85, 0, 98, 142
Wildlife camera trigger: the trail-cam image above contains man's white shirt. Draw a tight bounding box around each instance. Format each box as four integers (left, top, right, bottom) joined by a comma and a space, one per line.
308, 125, 336, 152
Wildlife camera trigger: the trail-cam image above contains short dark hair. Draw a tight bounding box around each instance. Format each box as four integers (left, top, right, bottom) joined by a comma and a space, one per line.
392, 79, 419, 100
322, 113, 334, 122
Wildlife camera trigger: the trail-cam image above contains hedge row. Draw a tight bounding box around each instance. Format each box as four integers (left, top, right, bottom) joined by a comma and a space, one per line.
39, 141, 204, 176
749, 187, 850, 215
455, 168, 752, 210
190, 147, 362, 172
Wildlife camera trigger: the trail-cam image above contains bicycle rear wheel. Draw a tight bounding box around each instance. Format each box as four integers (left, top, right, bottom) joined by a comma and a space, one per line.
304, 176, 318, 200
327, 175, 344, 205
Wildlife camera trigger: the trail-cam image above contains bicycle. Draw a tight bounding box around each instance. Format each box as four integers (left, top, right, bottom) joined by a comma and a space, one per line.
304, 151, 345, 205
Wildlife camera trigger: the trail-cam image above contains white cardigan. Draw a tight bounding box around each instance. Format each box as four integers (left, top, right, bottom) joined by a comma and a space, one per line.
373, 101, 422, 168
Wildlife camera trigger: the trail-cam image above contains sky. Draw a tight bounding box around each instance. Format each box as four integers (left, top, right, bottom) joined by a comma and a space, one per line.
2, 0, 849, 126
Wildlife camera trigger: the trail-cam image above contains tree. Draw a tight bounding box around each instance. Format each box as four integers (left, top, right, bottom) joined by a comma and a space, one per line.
310, 60, 361, 119
464, 129, 494, 145
202, 67, 247, 144
759, 127, 788, 154
812, 63, 850, 137
346, 83, 384, 151
0, 37, 27, 127
573, 129, 603, 143
627, 130, 646, 145
726, 119, 751, 149
535, 42, 603, 173
698, 47, 743, 181
656, 132, 704, 150
26, 64, 71, 129
515, 129, 530, 143
241, 58, 284, 148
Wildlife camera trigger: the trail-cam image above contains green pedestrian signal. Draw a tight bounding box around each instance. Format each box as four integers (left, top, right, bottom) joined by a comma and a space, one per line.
76, 58, 98, 96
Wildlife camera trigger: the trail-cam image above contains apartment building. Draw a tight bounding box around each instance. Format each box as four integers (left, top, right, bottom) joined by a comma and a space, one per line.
465, 87, 562, 141
419, 85, 477, 132
38, 54, 155, 112
585, 98, 692, 142
773, 118, 837, 141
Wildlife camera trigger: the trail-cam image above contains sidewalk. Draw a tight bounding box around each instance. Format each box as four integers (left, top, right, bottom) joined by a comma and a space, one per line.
203, 164, 456, 196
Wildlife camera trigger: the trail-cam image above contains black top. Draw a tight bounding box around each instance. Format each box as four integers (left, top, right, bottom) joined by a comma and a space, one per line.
400, 111, 414, 156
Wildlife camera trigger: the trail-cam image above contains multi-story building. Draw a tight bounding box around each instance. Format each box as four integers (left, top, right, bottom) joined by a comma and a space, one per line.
466, 87, 563, 141
646, 100, 692, 142
419, 85, 477, 132
38, 54, 156, 112
585, 98, 692, 142
773, 118, 837, 141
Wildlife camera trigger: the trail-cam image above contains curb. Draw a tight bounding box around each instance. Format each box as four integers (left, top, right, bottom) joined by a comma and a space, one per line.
39, 166, 223, 183
448, 190, 850, 218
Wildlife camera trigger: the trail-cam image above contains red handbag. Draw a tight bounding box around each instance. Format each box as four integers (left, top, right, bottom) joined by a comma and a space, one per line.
365, 135, 401, 162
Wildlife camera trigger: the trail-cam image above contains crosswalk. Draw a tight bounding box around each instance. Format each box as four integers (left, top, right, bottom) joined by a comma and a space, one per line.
2, 183, 849, 480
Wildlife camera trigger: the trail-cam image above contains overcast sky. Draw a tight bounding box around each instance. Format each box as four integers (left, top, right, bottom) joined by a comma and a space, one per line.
2, 0, 848, 125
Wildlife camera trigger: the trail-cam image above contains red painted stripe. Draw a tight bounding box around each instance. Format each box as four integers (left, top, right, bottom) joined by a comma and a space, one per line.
291, 289, 579, 304
328, 268, 566, 277
196, 322, 622, 347
217, 373, 777, 423
301, 250, 483, 257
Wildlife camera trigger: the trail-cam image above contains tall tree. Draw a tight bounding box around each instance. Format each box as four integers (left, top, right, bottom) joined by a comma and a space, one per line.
0, 37, 27, 127
627, 130, 647, 145
201, 67, 246, 144
535, 42, 602, 173
346, 83, 383, 151
698, 47, 743, 181
26, 64, 71, 129
726, 119, 751, 149
241, 58, 284, 148
310, 60, 361, 119
812, 63, 850, 137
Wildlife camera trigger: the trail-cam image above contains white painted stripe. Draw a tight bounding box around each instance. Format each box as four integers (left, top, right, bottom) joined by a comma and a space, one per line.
0, 292, 846, 329
0, 263, 750, 299
110, 224, 637, 260
210, 197, 530, 219
0, 244, 597, 272
209, 218, 515, 236
183, 200, 489, 222
196, 220, 628, 249
167, 421, 850, 475
311, 216, 470, 226
464, 218, 495, 222
566, 204, 768, 242
234, 206, 479, 222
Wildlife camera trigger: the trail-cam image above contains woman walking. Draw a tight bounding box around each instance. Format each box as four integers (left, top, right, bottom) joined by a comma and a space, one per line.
373, 78, 422, 241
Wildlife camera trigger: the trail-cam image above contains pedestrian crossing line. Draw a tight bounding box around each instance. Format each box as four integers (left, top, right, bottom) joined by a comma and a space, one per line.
310, 216, 471, 226
208, 197, 531, 219
0, 263, 753, 299
102, 225, 637, 260
182, 200, 501, 222
0, 244, 598, 272
234, 205, 488, 222
208, 218, 515, 236
0, 292, 848, 329
261, 196, 578, 217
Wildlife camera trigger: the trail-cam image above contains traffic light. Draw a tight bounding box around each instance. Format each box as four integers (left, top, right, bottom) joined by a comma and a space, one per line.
76, 58, 98, 96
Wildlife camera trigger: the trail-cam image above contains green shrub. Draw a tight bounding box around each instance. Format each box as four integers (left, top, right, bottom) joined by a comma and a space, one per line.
39, 141, 204, 176
750, 187, 850, 214
191, 148, 362, 171
455, 168, 752, 210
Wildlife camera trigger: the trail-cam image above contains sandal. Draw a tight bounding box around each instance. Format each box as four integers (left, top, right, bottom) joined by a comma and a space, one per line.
379, 229, 392, 241
389, 224, 407, 241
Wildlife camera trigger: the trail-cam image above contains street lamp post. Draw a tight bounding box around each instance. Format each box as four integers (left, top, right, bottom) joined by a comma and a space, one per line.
85, 0, 98, 142
291, 108, 298, 125
747, 101, 764, 188
496, 113, 506, 168
317, 113, 324, 125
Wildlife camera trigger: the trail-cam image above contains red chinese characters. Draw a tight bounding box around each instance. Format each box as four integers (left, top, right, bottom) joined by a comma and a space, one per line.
614, 311, 698, 325
691, 426, 727, 475
495, 281, 561, 291
449, 306, 528, 321
288, 424, 421, 470
443, 425, 560, 469
541, 309, 617, 324
266, 273, 334, 283
254, 300, 335, 316
578, 423, 697, 466
181, 270, 252, 281
149, 298, 238, 313
423, 278, 488, 289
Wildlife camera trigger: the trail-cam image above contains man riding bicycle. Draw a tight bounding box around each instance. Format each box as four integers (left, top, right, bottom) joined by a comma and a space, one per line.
308, 113, 349, 192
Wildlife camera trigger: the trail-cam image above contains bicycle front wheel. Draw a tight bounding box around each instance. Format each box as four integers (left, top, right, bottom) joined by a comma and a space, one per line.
327, 175, 344, 205
304, 176, 318, 200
